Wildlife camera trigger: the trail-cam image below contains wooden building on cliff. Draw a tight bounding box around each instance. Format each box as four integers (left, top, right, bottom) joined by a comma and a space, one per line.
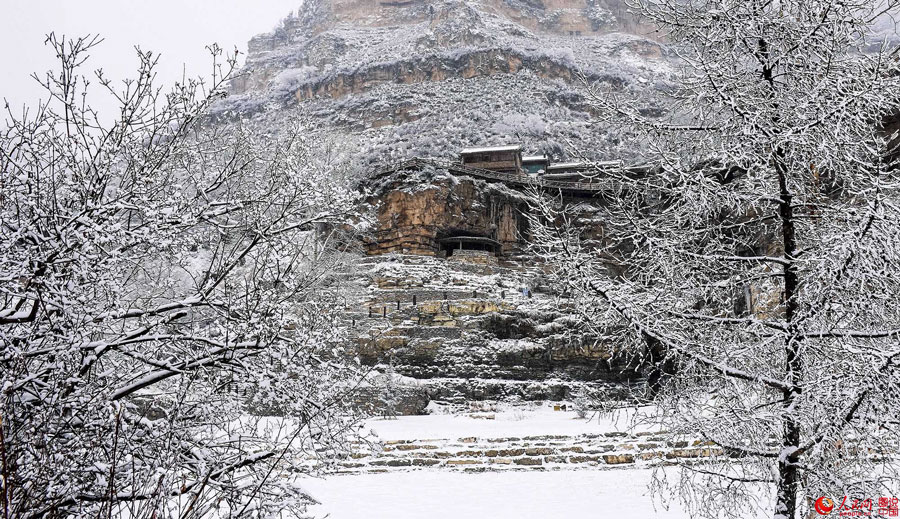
460, 145, 523, 173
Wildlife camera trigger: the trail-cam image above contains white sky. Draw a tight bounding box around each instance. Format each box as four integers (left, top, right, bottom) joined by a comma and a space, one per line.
0, 1, 301, 115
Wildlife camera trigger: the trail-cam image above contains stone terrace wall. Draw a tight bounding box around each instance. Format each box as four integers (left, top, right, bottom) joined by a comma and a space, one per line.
345, 254, 640, 406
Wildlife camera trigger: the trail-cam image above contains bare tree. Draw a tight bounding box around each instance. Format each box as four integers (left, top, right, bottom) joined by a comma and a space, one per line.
1, 35, 365, 518
529, 2, 900, 518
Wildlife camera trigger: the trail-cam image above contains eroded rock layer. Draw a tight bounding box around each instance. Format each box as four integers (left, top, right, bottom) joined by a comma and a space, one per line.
364, 173, 530, 256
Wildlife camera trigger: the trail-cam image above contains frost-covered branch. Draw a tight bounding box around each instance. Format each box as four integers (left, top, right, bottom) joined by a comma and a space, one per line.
531, 1, 900, 518
0, 35, 367, 518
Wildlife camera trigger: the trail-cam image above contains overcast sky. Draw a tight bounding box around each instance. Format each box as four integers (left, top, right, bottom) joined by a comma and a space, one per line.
0, 1, 301, 115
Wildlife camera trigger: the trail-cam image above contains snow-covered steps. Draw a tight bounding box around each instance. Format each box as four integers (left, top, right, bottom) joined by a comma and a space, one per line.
326, 406, 722, 475
336, 433, 720, 474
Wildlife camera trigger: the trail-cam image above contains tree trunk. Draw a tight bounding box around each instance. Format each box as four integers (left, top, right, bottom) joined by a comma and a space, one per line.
642, 332, 677, 399
775, 158, 803, 519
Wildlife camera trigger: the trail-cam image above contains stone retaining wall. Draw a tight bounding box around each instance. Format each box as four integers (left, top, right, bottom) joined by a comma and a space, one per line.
349, 254, 640, 405
449, 249, 499, 266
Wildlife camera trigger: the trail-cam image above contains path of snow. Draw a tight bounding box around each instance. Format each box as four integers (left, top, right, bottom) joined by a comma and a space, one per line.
363, 405, 653, 441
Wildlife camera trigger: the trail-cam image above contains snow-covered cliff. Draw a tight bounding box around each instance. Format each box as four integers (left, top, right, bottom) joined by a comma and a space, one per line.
217, 0, 675, 164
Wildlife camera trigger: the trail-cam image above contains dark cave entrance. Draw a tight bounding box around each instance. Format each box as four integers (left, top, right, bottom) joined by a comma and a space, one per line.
438, 231, 502, 257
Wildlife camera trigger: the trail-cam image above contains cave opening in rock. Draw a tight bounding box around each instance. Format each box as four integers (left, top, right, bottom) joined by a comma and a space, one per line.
438, 231, 501, 257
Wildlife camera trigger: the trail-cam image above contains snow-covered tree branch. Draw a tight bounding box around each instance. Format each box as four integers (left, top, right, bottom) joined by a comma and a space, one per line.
529, 2, 900, 518
1, 34, 366, 518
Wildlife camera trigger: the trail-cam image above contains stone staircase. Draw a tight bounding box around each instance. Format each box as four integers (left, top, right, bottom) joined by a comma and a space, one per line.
332, 429, 722, 475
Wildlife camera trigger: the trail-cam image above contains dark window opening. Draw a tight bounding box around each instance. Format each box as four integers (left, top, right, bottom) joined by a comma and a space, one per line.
438, 231, 501, 257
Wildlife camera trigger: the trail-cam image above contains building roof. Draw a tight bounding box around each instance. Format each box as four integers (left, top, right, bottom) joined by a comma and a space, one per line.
541, 172, 587, 180
460, 145, 522, 155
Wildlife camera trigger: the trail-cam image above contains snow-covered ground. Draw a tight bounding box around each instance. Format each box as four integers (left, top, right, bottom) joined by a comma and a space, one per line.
302, 467, 771, 519
303, 469, 678, 519
363, 404, 654, 441
295, 404, 773, 519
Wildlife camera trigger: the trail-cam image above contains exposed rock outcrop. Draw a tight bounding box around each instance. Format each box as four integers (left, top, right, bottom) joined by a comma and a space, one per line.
364, 173, 530, 256
345, 252, 638, 405
341, 160, 640, 406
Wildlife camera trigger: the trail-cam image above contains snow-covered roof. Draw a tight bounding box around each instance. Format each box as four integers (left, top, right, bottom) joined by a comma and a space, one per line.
460, 145, 522, 155
596, 160, 623, 168
546, 161, 589, 170
522, 155, 549, 162
546, 160, 623, 171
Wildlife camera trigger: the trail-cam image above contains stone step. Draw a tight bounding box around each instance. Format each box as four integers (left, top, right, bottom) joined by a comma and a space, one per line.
332, 451, 707, 474
326, 433, 723, 475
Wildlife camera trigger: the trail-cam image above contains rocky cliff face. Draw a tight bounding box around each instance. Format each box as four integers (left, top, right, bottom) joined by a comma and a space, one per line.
233, 0, 658, 97
216, 1, 670, 410
218, 0, 674, 164
364, 168, 530, 256
340, 162, 639, 409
